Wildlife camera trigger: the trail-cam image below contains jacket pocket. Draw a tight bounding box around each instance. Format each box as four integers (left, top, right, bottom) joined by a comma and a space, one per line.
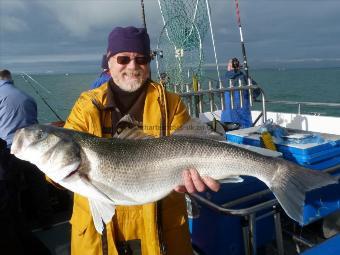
70, 203, 92, 236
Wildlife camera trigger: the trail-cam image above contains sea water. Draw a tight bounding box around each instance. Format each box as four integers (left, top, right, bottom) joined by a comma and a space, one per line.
12, 67, 340, 123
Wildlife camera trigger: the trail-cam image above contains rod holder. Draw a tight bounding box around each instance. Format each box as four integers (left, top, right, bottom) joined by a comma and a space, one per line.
219, 81, 225, 111
186, 84, 192, 116
229, 79, 235, 110
238, 78, 244, 108
198, 82, 203, 114
248, 77, 254, 107
208, 80, 214, 112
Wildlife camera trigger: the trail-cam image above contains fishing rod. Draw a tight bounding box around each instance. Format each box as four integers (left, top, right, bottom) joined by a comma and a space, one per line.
234, 0, 249, 81
233, 0, 255, 107
20, 73, 63, 122
140, 0, 147, 31
21, 72, 52, 94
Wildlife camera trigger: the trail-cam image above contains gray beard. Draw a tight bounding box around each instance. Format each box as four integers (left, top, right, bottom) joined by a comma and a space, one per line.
112, 70, 146, 92
115, 80, 144, 92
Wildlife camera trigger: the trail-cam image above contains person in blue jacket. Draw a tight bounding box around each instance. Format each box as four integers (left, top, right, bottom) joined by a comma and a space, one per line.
0, 69, 52, 254
221, 58, 260, 129
90, 54, 111, 89
0, 70, 38, 147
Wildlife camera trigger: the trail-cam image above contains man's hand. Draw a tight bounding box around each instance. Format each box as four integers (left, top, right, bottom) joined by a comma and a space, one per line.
174, 168, 220, 193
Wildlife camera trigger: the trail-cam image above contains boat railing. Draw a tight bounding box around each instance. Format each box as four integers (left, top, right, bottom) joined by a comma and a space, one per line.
169, 80, 268, 123
264, 100, 340, 116
189, 191, 283, 255
188, 164, 340, 255
169, 79, 340, 122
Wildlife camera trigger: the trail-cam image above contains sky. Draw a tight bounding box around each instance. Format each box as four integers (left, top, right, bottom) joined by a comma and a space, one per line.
1, 0, 340, 74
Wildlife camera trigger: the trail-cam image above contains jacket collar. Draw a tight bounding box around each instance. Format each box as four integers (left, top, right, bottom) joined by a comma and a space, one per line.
0, 79, 13, 88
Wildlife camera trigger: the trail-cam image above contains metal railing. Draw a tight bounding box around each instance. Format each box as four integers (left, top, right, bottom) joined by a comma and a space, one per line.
173, 79, 268, 122
188, 166, 340, 255
264, 100, 340, 116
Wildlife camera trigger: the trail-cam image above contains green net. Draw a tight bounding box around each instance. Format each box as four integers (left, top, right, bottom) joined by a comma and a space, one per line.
156, 0, 209, 90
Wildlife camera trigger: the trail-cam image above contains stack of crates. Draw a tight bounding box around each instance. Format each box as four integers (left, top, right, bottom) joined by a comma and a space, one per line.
225, 127, 340, 170
226, 126, 340, 224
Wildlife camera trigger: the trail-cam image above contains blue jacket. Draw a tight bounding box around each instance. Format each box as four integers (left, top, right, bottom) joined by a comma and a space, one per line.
0, 80, 38, 148
221, 71, 259, 128
90, 71, 111, 89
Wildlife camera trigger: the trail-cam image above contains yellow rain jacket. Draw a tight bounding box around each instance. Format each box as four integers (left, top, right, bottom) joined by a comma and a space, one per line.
64, 80, 193, 255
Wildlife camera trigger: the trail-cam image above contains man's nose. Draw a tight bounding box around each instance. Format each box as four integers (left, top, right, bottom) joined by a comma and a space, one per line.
126, 58, 138, 68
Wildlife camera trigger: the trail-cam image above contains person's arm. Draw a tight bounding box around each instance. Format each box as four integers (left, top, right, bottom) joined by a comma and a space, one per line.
63, 93, 100, 134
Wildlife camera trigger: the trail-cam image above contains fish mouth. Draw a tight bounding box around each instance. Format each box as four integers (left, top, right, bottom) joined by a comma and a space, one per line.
51, 161, 81, 183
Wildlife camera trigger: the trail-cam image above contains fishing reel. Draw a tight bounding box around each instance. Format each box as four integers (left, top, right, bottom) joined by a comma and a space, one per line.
231, 57, 241, 69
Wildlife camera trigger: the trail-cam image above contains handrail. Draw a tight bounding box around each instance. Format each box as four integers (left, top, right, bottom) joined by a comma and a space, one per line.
177, 84, 268, 123
265, 100, 340, 108
189, 192, 278, 216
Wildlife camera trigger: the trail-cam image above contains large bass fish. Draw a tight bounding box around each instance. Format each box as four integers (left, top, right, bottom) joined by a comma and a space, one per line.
11, 124, 338, 233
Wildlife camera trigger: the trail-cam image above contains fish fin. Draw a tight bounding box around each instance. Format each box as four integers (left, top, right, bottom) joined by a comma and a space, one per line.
270, 160, 338, 225
114, 126, 155, 140
172, 118, 225, 141
219, 176, 244, 184
114, 115, 155, 140
58, 173, 114, 204
89, 199, 116, 234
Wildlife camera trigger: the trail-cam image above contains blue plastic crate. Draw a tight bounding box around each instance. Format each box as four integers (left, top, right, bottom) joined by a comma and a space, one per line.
190, 177, 276, 255
301, 234, 340, 255
281, 148, 340, 164
295, 156, 340, 170
226, 127, 340, 166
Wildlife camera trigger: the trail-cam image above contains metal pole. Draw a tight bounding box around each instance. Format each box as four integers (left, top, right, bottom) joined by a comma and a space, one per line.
186, 84, 192, 116
273, 210, 284, 255
208, 80, 214, 112
229, 79, 235, 109
238, 78, 244, 108
205, 0, 222, 85
242, 219, 251, 255
249, 213, 257, 255
219, 81, 225, 111
198, 82, 203, 114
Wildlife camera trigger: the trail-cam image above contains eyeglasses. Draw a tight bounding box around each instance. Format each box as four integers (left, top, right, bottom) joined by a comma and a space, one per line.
115, 55, 150, 65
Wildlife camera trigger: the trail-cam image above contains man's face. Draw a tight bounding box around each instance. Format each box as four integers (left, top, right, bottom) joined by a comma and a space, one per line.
108, 52, 150, 92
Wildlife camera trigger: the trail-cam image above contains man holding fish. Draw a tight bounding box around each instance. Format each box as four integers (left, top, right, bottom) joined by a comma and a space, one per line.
11, 26, 337, 255
63, 26, 219, 255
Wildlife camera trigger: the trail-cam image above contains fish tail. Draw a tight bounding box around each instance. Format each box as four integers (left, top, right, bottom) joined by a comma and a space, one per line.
270, 160, 338, 224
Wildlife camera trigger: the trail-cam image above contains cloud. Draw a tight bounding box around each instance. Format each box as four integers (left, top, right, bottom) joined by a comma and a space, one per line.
3, 53, 101, 64
0, 0, 27, 11
1, 15, 28, 32
38, 0, 145, 38
1, 0, 340, 73
0, 0, 28, 32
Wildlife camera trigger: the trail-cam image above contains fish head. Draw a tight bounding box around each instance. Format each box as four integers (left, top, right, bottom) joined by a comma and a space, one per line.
11, 124, 81, 182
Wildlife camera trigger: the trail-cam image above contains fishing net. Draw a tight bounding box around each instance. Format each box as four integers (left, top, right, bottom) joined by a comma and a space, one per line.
156, 0, 209, 90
